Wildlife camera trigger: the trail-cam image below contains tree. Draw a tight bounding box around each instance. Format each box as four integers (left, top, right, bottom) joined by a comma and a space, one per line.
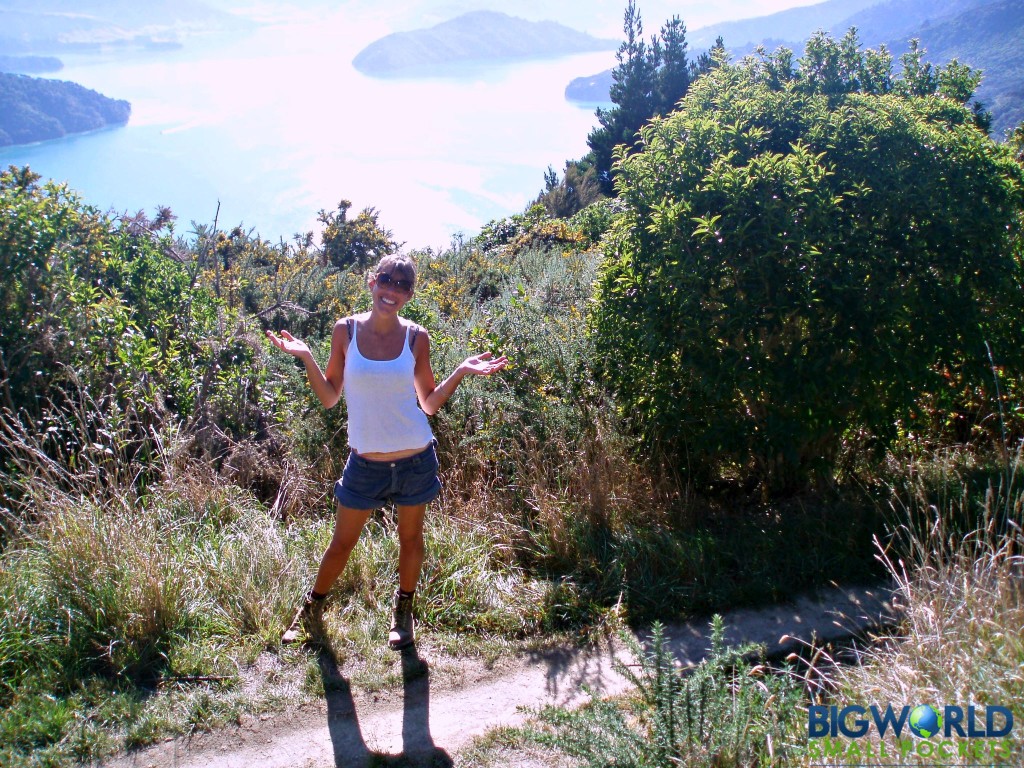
536, 161, 604, 219
317, 200, 398, 271
592, 35, 1024, 492
655, 16, 691, 114
584, 4, 722, 195
587, 1, 659, 193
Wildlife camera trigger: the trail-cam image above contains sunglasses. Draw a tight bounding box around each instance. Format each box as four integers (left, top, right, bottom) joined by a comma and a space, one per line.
376, 271, 413, 294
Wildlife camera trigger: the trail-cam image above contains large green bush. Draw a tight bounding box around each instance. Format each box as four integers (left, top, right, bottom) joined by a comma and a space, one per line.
593, 34, 1024, 492
0, 168, 221, 418
0, 167, 286, 520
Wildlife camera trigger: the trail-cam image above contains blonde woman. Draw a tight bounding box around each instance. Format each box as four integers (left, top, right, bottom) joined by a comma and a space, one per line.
266, 254, 507, 648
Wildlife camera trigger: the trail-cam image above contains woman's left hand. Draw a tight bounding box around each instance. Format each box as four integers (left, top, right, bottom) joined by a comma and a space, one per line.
461, 352, 508, 376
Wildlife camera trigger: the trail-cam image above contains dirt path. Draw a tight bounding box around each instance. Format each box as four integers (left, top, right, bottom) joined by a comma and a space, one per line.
104, 584, 896, 768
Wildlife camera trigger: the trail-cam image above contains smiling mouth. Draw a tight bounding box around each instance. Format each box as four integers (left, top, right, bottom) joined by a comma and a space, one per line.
380, 296, 397, 306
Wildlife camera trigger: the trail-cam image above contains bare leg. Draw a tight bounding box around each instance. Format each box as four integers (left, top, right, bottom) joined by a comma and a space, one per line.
396, 503, 427, 593
312, 503, 372, 596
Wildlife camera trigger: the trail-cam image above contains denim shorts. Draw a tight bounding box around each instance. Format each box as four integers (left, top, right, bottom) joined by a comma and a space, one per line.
334, 442, 441, 510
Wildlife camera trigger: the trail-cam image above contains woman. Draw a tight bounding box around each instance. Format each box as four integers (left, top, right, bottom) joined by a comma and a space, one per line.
266, 254, 507, 648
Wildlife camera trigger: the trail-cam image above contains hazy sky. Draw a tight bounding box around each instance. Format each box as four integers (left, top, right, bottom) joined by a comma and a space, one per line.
222, 0, 828, 40
1, 0, 839, 245
409, 0, 827, 33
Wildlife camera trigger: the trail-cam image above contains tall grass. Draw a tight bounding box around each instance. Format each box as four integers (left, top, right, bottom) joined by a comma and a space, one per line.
518, 445, 1024, 768
0, 408, 559, 765
809, 445, 1024, 765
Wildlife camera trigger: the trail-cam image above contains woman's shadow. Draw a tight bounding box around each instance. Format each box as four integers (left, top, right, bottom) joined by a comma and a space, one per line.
316, 639, 453, 767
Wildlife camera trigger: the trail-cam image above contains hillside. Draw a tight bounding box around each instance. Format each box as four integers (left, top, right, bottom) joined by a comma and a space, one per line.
874, 0, 1024, 136
0, 0, 249, 55
352, 10, 617, 76
686, 0, 882, 49
0, 55, 62, 74
565, 0, 1023, 136
0, 73, 130, 147
838, 0, 989, 45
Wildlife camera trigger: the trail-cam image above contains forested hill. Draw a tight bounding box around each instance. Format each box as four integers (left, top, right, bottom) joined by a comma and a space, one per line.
876, 0, 1024, 136
565, 0, 1023, 137
686, 0, 995, 51
353, 11, 617, 76
0, 73, 130, 147
684, 0, 881, 50
0, 0, 248, 54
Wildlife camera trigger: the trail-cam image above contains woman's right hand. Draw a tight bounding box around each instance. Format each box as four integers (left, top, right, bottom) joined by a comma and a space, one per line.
266, 329, 311, 359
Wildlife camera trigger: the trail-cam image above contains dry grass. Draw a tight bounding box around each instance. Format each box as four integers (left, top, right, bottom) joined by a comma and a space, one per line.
799, 447, 1024, 766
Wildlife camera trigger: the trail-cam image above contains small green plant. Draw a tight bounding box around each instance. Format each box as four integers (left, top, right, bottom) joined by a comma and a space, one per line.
527, 618, 802, 766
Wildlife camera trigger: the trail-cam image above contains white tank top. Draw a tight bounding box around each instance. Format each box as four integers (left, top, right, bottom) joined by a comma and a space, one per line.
343, 320, 434, 454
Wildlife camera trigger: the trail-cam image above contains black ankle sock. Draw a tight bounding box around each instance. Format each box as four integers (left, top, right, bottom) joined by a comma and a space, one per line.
398, 589, 414, 599
310, 590, 328, 601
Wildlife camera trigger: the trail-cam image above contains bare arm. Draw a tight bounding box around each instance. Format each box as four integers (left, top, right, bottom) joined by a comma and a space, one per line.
412, 328, 507, 416
265, 320, 347, 409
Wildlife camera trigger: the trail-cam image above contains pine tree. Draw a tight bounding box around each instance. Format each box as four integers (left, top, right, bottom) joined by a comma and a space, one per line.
588, 0, 658, 193
655, 16, 690, 114
584, 3, 716, 195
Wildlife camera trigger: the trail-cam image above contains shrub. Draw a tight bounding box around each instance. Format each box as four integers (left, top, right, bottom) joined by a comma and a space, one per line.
529, 618, 802, 766
804, 444, 1024, 764
594, 34, 1024, 492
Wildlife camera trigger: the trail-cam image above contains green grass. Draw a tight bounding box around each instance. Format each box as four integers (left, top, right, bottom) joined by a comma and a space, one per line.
0, 237, 1014, 765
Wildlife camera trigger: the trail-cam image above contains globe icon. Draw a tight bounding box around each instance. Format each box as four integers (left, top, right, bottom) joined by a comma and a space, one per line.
909, 705, 943, 738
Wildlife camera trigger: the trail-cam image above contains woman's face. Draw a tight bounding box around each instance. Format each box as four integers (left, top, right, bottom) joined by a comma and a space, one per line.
369, 269, 414, 314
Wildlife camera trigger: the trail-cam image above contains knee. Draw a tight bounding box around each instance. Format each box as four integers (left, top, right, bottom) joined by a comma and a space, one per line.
325, 535, 359, 557
397, 529, 424, 550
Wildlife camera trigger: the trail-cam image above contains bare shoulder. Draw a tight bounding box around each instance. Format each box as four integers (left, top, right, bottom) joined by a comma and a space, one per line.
402, 318, 428, 333
335, 313, 370, 332
331, 316, 357, 348
406, 320, 431, 355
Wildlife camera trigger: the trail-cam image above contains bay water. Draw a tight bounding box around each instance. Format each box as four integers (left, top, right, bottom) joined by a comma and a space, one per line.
0, 12, 615, 248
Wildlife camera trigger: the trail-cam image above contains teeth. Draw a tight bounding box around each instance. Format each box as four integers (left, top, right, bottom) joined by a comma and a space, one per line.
381, 297, 396, 305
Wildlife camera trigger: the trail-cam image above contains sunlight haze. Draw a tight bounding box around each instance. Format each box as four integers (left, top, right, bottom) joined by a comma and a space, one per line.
1, 0, 836, 246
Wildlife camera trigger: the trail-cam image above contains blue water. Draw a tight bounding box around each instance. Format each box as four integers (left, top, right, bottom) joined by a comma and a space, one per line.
0, 16, 616, 248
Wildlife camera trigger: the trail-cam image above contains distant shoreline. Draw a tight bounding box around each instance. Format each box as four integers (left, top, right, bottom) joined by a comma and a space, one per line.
0, 120, 131, 152
0, 73, 131, 148
0, 54, 63, 74
353, 11, 616, 77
